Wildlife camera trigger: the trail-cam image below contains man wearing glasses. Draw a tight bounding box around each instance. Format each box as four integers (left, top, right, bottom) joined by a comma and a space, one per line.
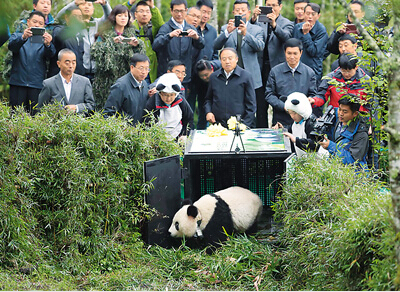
103, 54, 150, 124
128, 0, 164, 84
152, 0, 205, 88
185, 7, 201, 28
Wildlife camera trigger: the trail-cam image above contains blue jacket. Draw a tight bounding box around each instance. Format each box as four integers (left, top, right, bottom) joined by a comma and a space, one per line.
327, 115, 368, 167
251, 14, 293, 69
293, 20, 328, 82
204, 66, 256, 128
8, 32, 56, 89
152, 18, 205, 84
214, 23, 265, 89
196, 23, 218, 61
265, 61, 317, 126
103, 72, 149, 125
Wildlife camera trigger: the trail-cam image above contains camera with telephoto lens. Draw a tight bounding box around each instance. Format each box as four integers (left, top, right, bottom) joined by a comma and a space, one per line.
310, 105, 336, 140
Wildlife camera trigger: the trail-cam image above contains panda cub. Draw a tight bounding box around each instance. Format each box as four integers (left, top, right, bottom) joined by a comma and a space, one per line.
168, 186, 263, 250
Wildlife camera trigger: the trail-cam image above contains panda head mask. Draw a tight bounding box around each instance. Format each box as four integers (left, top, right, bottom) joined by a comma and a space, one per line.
284, 92, 312, 121
155, 73, 181, 105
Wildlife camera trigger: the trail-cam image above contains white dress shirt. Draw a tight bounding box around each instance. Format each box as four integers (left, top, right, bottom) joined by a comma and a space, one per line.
60, 73, 73, 103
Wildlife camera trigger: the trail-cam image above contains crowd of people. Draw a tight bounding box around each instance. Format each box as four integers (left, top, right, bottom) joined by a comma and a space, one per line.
2, 0, 390, 169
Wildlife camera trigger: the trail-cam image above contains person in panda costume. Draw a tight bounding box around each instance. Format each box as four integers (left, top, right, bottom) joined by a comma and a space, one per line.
273, 92, 318, 156
144, 73, 194, 141
168, 186, 263, 253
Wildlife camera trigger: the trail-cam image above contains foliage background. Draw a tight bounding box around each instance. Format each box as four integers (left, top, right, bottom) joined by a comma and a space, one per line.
0, 102, 182, 273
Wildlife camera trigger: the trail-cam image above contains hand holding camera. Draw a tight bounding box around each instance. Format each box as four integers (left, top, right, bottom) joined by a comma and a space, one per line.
169, 29, 182, 38
22, 27, 33, 40
234, 15, 247, 35
43, 32, 52, 46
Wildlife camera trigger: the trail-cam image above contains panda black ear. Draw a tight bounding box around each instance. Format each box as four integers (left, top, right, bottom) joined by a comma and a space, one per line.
187, 205, 198, 218
172, 84, 180, 92
181, 199, 192, 206
156, 84, 166, 91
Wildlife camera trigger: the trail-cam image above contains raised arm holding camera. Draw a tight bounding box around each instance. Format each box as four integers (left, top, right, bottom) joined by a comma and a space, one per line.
92, 4, 145, 109
8, 11, 56, 115
249, 0, 293, 128
152, 0, 204, 88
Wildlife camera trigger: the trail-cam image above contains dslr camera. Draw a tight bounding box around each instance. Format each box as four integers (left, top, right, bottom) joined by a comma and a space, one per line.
310, 105, 336, 140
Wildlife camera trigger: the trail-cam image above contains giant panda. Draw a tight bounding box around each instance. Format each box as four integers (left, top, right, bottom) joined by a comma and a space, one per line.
168, 186, 263, 252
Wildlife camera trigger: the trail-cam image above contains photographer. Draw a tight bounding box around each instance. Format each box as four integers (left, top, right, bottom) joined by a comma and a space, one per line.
319, 96, 369, 169
152, 0, 204, 87
128, 0, 164, 83
56, 0, 112, 81
8, 11, 56, 114
92, 4, 145, 108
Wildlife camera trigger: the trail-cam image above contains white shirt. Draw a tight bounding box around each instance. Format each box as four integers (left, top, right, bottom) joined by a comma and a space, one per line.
130, 73, 143, 90
224, 70, 234, 79
159, 105, 183, 138
287, 62, 300, 76
292, 120, 307, 157
60, 73, 73, 103
171, 17, 185, 31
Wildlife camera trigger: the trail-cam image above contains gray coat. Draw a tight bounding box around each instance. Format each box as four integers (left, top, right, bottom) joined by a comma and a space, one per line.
38, 73, 95, 113
265, 61, 317, 126
214, 23, 265, 89
252, 14, 293, 69
103, 72, 148, 125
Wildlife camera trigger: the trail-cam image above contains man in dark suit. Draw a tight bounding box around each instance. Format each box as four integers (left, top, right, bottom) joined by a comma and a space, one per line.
265, 38, 317, 127
38, 48, 95, 114
204, 48, 256, 128
214, 0, 265, 128
103, 54, 150, 125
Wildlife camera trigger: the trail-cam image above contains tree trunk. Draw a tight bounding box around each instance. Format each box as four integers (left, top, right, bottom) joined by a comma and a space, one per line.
210, 0, 218, 31
156, 0, 161, 10
223, 0, 231, 26
389, 0, 400, 285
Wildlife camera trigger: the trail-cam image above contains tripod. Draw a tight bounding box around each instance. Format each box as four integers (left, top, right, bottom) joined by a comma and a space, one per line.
229, 120, 245, 154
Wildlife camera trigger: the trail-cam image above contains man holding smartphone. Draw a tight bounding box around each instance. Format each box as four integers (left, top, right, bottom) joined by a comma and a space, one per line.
250, 0, 293, 128
8, 11, 56, 114
214, 0, 264, 128
325, 0, 366, 56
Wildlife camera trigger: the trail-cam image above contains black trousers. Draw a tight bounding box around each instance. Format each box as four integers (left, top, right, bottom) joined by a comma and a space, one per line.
9, 85, 41, 115
255, 86, 268, 128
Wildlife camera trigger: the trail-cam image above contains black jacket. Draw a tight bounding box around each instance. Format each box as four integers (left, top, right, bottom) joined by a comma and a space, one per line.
103, 72, 148, 125
204, 66, 256, 128
152, 18, 205, 84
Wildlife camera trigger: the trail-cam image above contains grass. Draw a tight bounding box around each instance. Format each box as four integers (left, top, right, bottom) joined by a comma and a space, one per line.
0, 234, 281, 291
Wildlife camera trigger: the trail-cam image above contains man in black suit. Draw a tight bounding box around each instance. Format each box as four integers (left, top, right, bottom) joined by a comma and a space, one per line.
38, 48, 95, 114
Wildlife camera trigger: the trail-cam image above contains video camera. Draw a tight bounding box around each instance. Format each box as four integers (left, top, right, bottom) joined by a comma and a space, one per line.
310, 105, 336, 140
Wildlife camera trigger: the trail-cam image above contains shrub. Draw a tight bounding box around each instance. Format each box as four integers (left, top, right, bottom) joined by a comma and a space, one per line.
273, 154, 396, 290
0, 103, 182, 272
